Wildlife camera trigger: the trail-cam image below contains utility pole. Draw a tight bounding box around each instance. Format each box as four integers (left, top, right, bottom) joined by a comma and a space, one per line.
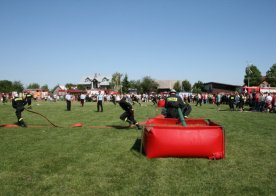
246, 64, 253, 87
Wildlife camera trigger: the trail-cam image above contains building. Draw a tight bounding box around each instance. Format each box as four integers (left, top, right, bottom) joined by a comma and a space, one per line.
155, 80, 179, 93
52, 85, 67, 97
78, 73, 111, 90
203, 82, 242, 94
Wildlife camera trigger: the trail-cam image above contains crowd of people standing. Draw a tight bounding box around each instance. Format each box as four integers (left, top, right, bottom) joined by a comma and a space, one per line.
1, 90, 276, 112
193, 91, 276, 112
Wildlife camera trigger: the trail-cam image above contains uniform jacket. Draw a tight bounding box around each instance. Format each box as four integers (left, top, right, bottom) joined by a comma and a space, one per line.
12, 97, 27, 109
165, 94, 185, 118
119, 97, 133, 112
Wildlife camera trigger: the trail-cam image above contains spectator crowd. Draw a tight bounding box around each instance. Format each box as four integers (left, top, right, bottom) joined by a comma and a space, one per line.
1, 90, 276, 113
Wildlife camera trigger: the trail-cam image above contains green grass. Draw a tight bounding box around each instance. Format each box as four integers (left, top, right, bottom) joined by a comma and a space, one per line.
0, 101, 275, 195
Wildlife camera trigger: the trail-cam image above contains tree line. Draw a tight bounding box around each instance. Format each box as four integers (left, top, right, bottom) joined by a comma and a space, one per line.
0, 81, 49, 93
244, 63, 276, 87
1, 64, 275, 94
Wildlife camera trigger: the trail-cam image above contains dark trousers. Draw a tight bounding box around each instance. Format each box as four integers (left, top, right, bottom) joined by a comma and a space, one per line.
15, 108, 24, 121
229, 102, 234, 111
80, 99, 84, 107
182, 105, 192, 116
97, 100, 103, 112
166, 108, 178, 118
195, 99, 202, 106
120, 110, 137, 124
66, 100, 71, 111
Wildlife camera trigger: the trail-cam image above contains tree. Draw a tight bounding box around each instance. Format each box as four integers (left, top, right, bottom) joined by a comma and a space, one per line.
122, 74, 130, 93
65, 83, 75, 89
0, 80, 13, 93
111, 72, 123, 92
266, 63, 276, 87
41, 84, 49, 91
12, 81, 24, 92
182, 80, 192, 92
243, 64, 262, 86
192, 81, 204, 93
129, 80, 142, 94
140, 76, 159, 94
77, 84, 86, 90
173, 81, 181, 92
27, 83, 40, 89
0, 80, 24, 93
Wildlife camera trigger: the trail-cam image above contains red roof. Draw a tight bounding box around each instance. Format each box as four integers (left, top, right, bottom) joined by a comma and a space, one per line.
67, 89, 86, 93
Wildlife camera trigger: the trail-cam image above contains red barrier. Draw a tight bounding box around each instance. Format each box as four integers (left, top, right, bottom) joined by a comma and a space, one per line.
143, 116, 225, 159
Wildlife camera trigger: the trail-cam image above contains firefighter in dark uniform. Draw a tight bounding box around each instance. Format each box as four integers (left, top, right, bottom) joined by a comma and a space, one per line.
131, 94, 141, 106
12, 93, 27, 127
25, 91, 33, 109
119, 95, 141, 129
229, 92, 235, 111
111, 94, 116, 105
164, 89, 192, 118
151, 94, 158, 105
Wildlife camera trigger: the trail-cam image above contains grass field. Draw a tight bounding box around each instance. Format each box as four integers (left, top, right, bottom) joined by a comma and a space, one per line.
0, 100, 275, 195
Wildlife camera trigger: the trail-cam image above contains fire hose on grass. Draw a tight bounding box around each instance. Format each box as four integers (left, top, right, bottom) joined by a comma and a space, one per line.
1, 108, 138, 129
25, 108, 86, 128
24, 108, 62, 128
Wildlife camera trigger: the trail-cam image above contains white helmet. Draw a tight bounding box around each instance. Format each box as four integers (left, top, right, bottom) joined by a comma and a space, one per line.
170, 89, 176, 94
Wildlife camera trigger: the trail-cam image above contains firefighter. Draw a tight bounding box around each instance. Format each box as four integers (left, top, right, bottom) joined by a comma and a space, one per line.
151, 94, 158, 105
131, 94, 141, 106
229, 92, 235, 111
164, 89, 191, 118
12, 93, 28, 127
119, 95, 141, 129
110, 94, 116, 105
25, 91, 33, 109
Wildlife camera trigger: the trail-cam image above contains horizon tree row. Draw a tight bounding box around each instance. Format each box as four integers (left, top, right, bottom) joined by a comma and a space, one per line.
1, 64, 275, 94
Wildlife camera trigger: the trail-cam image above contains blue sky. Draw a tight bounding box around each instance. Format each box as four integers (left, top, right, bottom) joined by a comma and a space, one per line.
0, 0, 275, 88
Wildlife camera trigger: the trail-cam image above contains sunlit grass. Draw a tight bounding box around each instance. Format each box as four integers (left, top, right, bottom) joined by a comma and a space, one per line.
0, 101, 275, 195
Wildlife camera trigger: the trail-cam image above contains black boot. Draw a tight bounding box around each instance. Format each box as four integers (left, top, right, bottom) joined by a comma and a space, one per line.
123, 117, 132, 127
135, 123, 142, 130
19, 120, 27, 127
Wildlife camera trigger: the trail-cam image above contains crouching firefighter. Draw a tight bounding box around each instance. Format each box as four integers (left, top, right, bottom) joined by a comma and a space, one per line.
12, 93, 28, 127
119, 95, 142, 129
163, 89, 192, 119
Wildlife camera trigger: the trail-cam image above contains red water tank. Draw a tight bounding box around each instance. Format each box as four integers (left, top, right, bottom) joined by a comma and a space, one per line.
143, 116, 225, 159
